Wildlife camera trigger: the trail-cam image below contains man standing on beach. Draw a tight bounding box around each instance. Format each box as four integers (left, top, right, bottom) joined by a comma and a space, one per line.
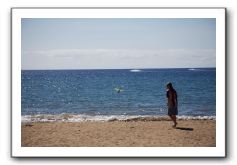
166, 82, 178, 128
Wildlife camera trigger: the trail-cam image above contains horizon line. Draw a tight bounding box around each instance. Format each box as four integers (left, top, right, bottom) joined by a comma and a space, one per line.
21, 67, 216, 71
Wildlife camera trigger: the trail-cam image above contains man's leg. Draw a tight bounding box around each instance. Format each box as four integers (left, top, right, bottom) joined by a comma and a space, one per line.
170, 115, 177, 128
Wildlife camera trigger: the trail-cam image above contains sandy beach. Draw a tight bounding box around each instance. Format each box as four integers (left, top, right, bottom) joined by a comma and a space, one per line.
21, 120, 215, 147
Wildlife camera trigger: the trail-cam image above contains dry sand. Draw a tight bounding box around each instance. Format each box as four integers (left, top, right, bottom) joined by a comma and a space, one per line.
22, 120, 216, 147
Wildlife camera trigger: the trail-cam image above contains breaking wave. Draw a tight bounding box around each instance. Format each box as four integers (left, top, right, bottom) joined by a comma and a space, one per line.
22, 114, 216, 123
130, 69, 141, 72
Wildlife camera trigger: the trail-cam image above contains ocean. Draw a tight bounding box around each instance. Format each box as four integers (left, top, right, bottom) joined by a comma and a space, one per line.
21, 68, 216, 122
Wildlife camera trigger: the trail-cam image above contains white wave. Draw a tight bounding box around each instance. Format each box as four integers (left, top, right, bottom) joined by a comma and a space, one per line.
130, 69, 141, 72
21, 114, 216, 123
188, 68, 209, 71
188, 68, 197, 71
177, 115, 216, 120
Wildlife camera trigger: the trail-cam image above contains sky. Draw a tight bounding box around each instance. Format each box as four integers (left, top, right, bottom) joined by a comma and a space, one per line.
21, 18, 216, 70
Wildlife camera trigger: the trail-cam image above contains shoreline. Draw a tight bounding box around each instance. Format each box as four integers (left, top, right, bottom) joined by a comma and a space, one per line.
22, 120, 216, 147
21, 114, 216, 123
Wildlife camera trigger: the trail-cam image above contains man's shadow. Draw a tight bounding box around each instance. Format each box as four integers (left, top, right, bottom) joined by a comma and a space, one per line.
175, 127, 194, 131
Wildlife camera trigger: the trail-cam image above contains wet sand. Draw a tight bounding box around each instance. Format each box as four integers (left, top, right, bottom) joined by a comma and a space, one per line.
22, 120, 216, 147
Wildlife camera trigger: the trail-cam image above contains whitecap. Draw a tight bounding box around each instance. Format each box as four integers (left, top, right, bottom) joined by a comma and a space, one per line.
130, 69, 141, 72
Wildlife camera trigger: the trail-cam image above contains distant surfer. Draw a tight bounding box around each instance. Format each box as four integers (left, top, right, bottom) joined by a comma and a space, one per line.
114, 86, 123, 93
166, 82, 178, 128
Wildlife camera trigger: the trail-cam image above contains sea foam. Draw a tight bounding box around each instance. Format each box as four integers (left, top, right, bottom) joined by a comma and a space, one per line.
21, 114, 216, 123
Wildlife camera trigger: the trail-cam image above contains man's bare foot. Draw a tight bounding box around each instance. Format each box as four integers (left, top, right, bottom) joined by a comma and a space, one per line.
172, 122, 177, 128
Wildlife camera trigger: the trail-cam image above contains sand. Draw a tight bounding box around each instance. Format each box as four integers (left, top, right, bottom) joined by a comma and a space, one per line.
21, 120, 216, 147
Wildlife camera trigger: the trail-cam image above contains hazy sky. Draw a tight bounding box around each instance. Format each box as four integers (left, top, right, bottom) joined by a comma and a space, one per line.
22, 18, 216, 70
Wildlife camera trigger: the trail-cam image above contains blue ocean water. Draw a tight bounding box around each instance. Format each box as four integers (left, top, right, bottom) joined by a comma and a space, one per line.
21, 68, 216, 122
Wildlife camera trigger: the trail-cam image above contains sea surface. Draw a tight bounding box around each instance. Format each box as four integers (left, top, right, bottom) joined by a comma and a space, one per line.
21, 68, 216, 122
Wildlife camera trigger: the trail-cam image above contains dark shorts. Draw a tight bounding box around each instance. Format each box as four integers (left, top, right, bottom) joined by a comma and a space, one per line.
168, 107, 178, 116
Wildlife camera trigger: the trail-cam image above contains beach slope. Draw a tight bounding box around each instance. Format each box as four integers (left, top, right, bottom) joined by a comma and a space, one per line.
22, 120, 215, 147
